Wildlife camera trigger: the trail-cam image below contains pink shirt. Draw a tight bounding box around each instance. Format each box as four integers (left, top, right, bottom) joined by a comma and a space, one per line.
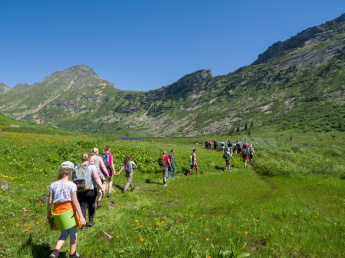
164, 155, 170, 168
106, 152, 113, 176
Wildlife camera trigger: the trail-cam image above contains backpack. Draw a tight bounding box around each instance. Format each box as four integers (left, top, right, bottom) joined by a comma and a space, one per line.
242, 148, 248, 157
189, 154, 193, 162
125, 163, 133, 173
100, 152, 110, 168
249, 148, 254, 156
223, 152, 228, 160
73, 165, 93, 192
157, 156, 165, 167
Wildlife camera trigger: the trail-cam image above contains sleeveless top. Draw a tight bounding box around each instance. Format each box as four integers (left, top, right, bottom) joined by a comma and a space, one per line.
90, 156, 105, 180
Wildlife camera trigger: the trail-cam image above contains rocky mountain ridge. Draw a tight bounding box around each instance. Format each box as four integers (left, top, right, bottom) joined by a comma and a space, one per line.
253, 13, 345, 66
0, 83, 9, 94
0, 14, 345, 136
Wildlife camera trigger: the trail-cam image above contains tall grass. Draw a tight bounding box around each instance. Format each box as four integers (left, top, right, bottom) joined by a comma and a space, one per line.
1, 124, 345, 257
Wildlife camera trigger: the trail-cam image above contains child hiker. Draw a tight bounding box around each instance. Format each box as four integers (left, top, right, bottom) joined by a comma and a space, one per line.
224, 147, 232, 171
47, 161, 86, 258
117, 155, 138, 193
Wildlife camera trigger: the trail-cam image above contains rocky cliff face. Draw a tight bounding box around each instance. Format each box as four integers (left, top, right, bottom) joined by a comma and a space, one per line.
253, 13, 345, 66
153, 69, 212, 98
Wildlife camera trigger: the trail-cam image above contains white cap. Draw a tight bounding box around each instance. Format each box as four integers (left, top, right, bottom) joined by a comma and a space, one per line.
61, 161, 75, 169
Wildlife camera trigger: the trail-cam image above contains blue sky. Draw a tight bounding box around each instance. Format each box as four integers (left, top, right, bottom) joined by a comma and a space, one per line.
1, 0, 345, 91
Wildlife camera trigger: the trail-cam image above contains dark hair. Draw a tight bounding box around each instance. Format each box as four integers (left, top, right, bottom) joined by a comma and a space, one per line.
106, 145, 111, 151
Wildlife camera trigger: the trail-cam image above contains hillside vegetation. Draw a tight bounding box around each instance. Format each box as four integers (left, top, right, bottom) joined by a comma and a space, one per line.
1, 115, 345, 257
0, 14, 345, 136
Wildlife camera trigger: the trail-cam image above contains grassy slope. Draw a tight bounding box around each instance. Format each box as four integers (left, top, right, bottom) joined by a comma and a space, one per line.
9, 171, 345, 257
1, 121, 345, 257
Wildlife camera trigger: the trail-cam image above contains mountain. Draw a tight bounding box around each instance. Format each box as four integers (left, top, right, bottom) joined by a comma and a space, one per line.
0, 14, 345, 136
0, 83, 9, 94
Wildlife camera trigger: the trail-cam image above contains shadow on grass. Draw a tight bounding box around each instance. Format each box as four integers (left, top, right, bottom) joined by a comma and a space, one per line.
145, 179, 162, 185
18, 233, 68, 258
215, 165, 225, 171
181, 167, 190, 175
114, 184, 124, 191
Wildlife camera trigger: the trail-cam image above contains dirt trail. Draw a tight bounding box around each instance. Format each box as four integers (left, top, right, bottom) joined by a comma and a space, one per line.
251, 170, 277, 200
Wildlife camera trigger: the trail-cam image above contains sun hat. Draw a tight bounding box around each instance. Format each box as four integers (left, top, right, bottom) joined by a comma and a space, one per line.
60, 161, 75, 169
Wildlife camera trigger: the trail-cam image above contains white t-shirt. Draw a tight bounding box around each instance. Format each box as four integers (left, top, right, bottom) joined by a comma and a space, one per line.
86, 164, 97, 189
49, 181, 77, 203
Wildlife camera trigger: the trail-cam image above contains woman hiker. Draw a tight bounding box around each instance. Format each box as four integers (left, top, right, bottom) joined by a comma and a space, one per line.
90, 147, 110, 208
74, 153, 105, 229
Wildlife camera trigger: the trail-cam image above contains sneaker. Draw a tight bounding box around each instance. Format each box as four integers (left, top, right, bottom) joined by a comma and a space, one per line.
102, 194, 105, 198
122, 190, 126, 193
80, 225, 87, 231
131, 187, 135, 192
186, 173, 190, 176
97, 201, 101, 208
89, 220, 95, 227
163, 184, 167, 187
49, 249, 60, 258
70, 251, 82, 258
107, 193, 112, 197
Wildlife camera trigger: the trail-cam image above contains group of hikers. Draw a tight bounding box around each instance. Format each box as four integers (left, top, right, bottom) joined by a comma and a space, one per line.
47, 145, 136, 258
203, 138, 255, 169
47, 140, 254, 257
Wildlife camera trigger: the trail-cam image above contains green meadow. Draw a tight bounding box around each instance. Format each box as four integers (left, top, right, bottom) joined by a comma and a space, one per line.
1, 118, 345, 257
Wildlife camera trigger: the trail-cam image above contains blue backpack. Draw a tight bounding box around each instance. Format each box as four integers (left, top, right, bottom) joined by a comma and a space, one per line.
100, 153, 110, 168
125, 163, 133, 173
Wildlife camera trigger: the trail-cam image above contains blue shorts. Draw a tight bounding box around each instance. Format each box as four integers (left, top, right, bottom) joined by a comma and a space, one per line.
60, 227, 78, 238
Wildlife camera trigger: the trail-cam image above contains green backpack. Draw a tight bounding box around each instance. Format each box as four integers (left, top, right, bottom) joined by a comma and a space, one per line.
157, 156, 165, 167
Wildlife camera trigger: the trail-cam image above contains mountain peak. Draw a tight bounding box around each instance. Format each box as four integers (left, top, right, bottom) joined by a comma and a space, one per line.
13, 83, 30, 90
0, 83, 9, 94
67, 65, 96, 74
51, 65, 98, 78
176, 69, 212, 85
